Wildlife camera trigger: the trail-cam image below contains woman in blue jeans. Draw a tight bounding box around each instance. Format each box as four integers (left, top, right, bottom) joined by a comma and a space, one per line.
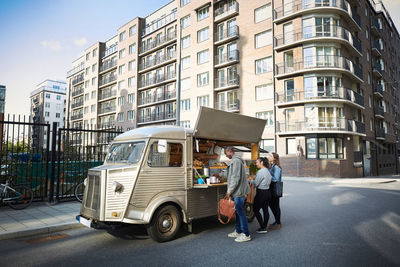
268, 152, 282, 230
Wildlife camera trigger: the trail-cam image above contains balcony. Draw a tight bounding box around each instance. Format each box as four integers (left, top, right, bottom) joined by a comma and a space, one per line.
353, 151, 362, 163
138, 111, 176, 124
138, 91, 176, 107
71, 88, 84, 97
141, 10, 177, 37
72, 75, 84, 86
214, 1, 239, 23
275, 87, 364, 108
275, 55, 363, 81
98, 106, 116, 115
139, 31, 177, 56
139, 52, 177, 72
71, 114, 83, 121
374, 84, 383, 97
215, 74, 240, 91
274, 25, 362, 55
101, 43, 118, 58
376, 127, 385, 140
138, 71, 176, 89
371, 19, 381, 36
276, 118, 365, 136
67, 62, 84, 78
98, 89, 117, 101
372, 64, 383, 78
274, 0, 361, 29
97, 121, 116, 130
371, 40, 382, 57
215, 50, 239, 68
214, 26, 239, 45
216, 100, 240, 112
71, 101, 83, 109
99, 60, 117, 73
374, 106, 385, 119
99, 74, 117, 87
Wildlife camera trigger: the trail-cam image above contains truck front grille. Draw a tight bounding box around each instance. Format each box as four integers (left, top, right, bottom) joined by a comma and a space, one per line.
82, 173, 101, 219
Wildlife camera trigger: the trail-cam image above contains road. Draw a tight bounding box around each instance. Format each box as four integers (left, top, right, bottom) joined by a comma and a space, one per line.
1, 179, 399, 267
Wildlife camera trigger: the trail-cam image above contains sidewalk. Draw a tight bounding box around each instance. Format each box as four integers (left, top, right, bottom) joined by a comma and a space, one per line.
284, 174, 400, 184
0, 201, 82, 241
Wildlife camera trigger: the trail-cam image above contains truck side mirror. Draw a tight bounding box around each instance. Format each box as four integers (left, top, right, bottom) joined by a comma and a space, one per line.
157, 140, 167, 153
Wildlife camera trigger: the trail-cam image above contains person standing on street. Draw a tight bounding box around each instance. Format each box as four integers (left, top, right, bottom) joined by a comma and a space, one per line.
268, 153, 282, 230
249, 157, 272, 234
224, 146, 251, 242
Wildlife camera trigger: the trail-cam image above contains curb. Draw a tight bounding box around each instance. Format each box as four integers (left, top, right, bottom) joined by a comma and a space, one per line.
0, 222, 84, 241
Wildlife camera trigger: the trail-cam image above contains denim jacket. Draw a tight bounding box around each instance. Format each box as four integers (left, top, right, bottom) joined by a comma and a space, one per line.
269, 164, 282, 182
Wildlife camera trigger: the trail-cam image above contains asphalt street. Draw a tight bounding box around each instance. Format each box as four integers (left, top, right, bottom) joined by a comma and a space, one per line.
1, 179, 399, 267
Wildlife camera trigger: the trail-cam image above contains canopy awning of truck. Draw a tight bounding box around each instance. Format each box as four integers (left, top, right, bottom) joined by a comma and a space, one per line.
193, 107, 267, 144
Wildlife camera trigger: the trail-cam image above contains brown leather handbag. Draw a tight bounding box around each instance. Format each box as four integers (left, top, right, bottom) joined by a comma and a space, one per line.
246, 183, 255, 204
218, 197, 236, 224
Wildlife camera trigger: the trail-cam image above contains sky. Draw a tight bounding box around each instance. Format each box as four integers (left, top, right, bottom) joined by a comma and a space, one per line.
0, 0, 400, 118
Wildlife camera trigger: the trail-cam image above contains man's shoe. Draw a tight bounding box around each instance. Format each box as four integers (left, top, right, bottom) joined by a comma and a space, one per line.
228, 230, 240, 238
234, 233, 251, 242
256, 227, 268, 234
268, 222, 281, 230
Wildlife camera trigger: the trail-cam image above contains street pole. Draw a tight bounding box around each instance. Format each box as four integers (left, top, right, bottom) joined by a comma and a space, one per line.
176, 22, 182, 126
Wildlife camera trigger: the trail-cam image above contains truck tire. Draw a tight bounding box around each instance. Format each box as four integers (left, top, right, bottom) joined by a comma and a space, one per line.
147, 205, 182, 242
244, 202, 255, 222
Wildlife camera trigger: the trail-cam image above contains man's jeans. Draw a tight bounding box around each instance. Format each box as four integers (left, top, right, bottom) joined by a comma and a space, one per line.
233, 196, 249, 236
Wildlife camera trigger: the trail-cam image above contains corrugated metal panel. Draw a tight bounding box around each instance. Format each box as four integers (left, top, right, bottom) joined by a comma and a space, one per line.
81, 173, 101, 220
187, 188, 220, 219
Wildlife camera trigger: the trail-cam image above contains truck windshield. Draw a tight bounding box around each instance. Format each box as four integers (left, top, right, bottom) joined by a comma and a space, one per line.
106, 141, 145, 164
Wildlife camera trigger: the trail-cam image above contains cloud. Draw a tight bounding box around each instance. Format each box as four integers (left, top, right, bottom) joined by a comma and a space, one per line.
74, 37, 88, 47
40, 40, 61, 51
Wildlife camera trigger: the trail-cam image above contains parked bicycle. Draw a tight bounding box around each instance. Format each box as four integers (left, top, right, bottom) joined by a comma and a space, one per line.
74, 181, 84, 203
0, 177, 33, 210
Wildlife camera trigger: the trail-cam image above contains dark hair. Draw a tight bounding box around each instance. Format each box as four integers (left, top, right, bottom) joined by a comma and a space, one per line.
257, 157, 270, 169
271, 152, 282, 170
224, 146, 234, 153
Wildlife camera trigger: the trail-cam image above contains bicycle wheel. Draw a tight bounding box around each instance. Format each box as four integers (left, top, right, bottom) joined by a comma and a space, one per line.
75, 182, 84, 203
7, 184, 33, 210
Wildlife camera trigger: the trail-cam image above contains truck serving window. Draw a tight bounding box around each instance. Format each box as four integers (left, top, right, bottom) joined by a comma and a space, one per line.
106, 142, 145, 164
148, 143, 183, 167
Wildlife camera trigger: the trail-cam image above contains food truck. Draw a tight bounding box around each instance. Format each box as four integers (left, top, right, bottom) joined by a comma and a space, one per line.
77, 107, 266, 242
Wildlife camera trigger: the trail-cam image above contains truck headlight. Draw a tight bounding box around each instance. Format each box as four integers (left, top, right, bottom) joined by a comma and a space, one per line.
112, 181, 123, 192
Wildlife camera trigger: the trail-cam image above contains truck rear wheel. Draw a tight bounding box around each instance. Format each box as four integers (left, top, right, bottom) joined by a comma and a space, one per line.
245, 202, 255, 222
147, 205, 182, 242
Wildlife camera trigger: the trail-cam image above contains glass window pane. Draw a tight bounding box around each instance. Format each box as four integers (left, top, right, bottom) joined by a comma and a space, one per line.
306, 138, 317, 158
327, 138, 336, 158
319, 138, 327, 158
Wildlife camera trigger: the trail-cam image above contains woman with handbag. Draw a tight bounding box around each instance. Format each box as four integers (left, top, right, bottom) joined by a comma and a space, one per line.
249, 157, 272, 234
268, 153, 282, 230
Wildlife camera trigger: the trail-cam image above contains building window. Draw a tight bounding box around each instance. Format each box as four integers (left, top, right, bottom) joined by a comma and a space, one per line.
128, 93, 135, 103
46, 93, 51, 99
128, 60, 136, 71
92, 63, 97, 72
119, 49, 126, 59
119, 65, 125, 75
91, 91, 96, 99
84, 106, 89, 114
91, 104, 96, 113
85, 67, 89, 75
128, 76, 135, 87
181, 15, 191, 29
129, 43, 136, 54
182, 35, 191, 49
85, 93, 89, 101
197, 72, 209, 87
306, 137, 343, 159
86, 53, 90, 61
180, 120, 191, 128
119, 31, 126, 42
45, 102, 50, 108
255, 57, 273, 74
197, 49, 209, 64
118, 96, 125, 106
181, 77, 190, 91
129, 25, 137, 36
181, 0, 190, 7
197, 95, 209, 108
85, 80, 89, 88
118, 80, 125, 90
197, 27, 209, 43
127, 110, 135, 120
181, 99, 190, 111
181, 56, 191, 69
197, 6, 209, 21
366, 29, 368, 39
256, 111, 274, 127
286, 138, 297, 154
255, 30, 272, 48
255, 4, 271, 23
255, 84, 273, 100
45, 112, 50, 117
93, 48, 98, 57
92, 77, 96, 86
260, 139, 275, 153
117, 112, 124, 122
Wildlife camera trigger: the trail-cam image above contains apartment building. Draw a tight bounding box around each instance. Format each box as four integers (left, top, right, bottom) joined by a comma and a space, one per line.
30, 80, 66, 149
0, 84, 6, 144
66, 0, 399, 177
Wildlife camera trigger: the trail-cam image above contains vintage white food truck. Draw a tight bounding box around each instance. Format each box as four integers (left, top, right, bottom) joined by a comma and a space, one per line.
77, 107, 266, 242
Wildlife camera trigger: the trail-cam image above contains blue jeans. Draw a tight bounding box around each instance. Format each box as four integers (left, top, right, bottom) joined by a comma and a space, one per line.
234, 196, 249, 236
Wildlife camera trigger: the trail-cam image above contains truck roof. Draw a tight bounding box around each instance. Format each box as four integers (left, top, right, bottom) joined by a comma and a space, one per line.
113, 126, 193, 142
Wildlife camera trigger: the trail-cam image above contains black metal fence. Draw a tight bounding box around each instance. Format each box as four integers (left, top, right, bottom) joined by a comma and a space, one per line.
0, 115, 123, 203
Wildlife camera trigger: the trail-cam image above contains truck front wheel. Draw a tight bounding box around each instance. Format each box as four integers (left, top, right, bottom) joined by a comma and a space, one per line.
147, 205, 182, 242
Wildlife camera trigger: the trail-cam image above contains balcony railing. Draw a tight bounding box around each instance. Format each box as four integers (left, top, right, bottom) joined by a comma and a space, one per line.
71, 88, 84, 97
139, 31, 177, 55
274, 0, 361, 28
276, 118, 365, 134
216, 100, 240, 112
71, 114, 83, 121
138, 71, 176, 89
375, 106, 385, 117
98, 106, 116, 115
101, 43, 118, 58
373, 64, 383, 77
275, 87, 364, 107
215, 74, 240, 90
99, 60, 117, 73
215, 25, 239, 43
67, 62, 84, 78
215, 50, 239, 66
97, 122, 116, 130
141, 11, 177, 37
372, 40, 382, 56
354, 151, 362, 163
71, 101, 84, 109
139, 52, 177, 71
376, 127, 385, 139
374, 84, 383, 96
72, 75, 84, 85
99, 74, 117, 87
138, 111, 176, 123
275, 55, 363, 80
215, 1, 239, 22
138, 91, 176, 106
98, 89, 117, 101
274, 25, 362, 54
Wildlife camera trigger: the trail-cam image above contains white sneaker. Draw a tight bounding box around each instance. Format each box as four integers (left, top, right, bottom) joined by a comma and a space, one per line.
234, 233, 251, 242
228, 230, 240, 238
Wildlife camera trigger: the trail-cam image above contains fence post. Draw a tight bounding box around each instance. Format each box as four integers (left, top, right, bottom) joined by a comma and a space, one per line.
49, 122, 58, 203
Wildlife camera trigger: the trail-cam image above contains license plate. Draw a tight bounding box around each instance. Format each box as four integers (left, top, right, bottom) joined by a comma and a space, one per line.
78, 216, 92, 228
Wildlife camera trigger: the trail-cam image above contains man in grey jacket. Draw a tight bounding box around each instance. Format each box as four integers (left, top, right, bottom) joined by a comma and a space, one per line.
224, 146, 251, 242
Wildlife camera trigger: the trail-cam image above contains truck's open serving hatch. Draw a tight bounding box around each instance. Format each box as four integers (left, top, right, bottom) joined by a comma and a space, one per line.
193, 107, 267, 144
